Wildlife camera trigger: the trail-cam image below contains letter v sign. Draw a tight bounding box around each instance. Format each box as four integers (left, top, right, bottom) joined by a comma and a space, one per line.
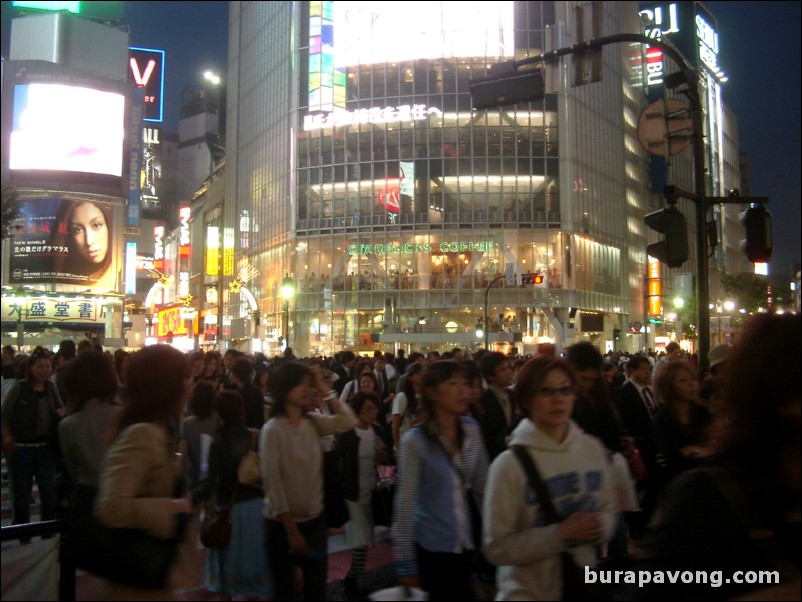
130, 58, 156, 87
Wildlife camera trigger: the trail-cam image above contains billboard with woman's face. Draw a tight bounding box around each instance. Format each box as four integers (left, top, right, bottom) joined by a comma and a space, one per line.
8, 197, 121, 292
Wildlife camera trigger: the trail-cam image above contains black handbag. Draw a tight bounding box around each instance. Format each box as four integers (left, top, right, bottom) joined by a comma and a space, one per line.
510, 445, 591, 601
323, 449, 349, 528
63, 483, 188, 590
371, 465, 395, 527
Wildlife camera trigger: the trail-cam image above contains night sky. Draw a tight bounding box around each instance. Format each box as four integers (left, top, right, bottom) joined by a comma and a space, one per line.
2, 1, 799, 278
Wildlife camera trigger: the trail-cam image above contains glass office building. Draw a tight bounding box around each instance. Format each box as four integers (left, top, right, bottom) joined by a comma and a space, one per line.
224, 1, 651, 357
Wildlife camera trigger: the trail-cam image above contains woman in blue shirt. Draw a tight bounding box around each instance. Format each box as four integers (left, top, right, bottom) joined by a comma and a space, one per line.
393, 360, 488, 600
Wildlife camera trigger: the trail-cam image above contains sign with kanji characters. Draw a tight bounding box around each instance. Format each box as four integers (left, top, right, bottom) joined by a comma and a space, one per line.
2, 296, 106, 324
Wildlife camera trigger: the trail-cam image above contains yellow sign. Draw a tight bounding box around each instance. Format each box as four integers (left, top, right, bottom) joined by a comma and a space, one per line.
157, 304, 189, 337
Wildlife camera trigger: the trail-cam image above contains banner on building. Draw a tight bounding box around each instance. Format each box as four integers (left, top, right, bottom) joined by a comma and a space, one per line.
9, 197, 120, 292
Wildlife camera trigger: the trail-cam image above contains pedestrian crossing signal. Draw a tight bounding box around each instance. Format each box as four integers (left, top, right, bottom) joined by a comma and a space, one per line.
522, 272, 545, 285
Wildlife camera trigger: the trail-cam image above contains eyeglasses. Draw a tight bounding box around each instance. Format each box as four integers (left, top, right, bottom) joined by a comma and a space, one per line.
535, 386, 576, 398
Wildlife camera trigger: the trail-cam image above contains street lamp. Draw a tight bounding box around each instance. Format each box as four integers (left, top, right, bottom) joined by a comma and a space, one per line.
281, 276, 295, 348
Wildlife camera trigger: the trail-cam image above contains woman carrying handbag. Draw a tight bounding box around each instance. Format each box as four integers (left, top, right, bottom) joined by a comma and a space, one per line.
333, 391, 389, 595
93, 345, 199, 600
206, 390, 273, 600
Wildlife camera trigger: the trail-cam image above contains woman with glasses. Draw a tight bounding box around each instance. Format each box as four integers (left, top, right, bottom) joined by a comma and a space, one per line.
483, 356, 616, 600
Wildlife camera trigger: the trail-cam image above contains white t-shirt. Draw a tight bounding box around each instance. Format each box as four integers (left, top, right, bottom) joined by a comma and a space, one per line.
354, 426, 377, 503
391, 391, 419, 440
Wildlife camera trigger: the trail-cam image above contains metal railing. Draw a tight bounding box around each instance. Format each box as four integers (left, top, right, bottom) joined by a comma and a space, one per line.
1, 520, 76, 601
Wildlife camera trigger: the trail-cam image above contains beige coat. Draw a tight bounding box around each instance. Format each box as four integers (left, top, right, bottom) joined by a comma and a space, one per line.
95, 422, 199, 600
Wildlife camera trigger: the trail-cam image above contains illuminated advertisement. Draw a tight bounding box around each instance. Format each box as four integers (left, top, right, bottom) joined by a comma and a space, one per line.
129, 47, 165, 123
206, 226, 220, 276
309, 0, 346, 112
11, 1, 124, 20
125, 241, 137, 294
639, 2, 724, 86
648, 256, 662, 317
1, 295, 109, 325
9, 82, 125, 177
140, 127, 165, 218
9, 197, 120, 291
156, 304, 190, 338
331, 2, 514, 67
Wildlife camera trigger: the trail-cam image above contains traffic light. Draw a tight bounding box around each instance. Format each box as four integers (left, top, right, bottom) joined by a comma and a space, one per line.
644, 205, 688, 268
470, 69, 545, 110
613, 328, 621, 341
522, 271, 545, 285
740, 204, 773, 263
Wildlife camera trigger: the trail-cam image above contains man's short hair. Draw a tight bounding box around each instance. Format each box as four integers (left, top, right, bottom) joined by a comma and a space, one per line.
628, 355, 651, 373
340, 350, 356, 365
480, 351, 509, 379
231, 356, 254, 382
566, 342, 603, 371
665, 341, 681, 353
58, 339, 77, 360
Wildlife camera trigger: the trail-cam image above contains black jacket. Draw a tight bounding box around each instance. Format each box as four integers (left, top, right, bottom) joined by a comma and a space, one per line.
615, 381, 659, 471
333, 425, 384, 502
479, 387, 516, 461
1, 379, 62, 442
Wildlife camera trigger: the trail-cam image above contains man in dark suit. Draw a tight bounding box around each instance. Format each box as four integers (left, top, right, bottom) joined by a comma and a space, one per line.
332, 350, 356, 397
615, 354, 662, 536
230, 356, 266, 428
478, 351, 515, 462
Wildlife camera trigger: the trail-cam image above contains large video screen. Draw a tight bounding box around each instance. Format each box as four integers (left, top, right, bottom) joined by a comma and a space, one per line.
9, 83, 126, 177
332, 1, 515, 67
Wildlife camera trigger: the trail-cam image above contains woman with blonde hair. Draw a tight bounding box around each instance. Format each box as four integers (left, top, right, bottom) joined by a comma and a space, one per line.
651, 360, 710, 482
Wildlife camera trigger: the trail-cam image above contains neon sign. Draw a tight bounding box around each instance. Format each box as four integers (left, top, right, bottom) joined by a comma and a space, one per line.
129, 47, 165, 122
304, 105, 443, 131
639, 3, 679, 87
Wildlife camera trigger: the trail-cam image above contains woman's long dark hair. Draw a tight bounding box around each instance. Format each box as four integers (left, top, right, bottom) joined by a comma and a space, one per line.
62, 351, 118, 412
51, 199, 113, 279
714, 314, 800, 467
268, 360, 312, 417
110, 345, 191, 440
401, 362, 425, 419
420, 360, 468, 448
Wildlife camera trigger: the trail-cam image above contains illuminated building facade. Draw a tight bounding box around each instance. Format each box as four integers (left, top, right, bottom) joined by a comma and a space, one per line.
222, 1, 657, 356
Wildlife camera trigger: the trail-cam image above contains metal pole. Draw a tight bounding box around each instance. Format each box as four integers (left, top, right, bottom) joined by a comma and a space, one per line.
690, 80, 711, 370
484, 275, 506, 349
284, 300, 289, 348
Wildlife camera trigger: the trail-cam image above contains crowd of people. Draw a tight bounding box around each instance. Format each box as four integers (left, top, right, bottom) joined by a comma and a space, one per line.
0, 311, 798, 601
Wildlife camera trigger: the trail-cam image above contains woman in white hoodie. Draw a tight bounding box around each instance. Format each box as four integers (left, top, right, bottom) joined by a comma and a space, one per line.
482, 355, 617, 600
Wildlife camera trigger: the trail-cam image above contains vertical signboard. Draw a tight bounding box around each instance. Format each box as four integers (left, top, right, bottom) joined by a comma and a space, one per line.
128, 47, 165, 123
206, 226, 219, 276
648, 256, 662, 318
